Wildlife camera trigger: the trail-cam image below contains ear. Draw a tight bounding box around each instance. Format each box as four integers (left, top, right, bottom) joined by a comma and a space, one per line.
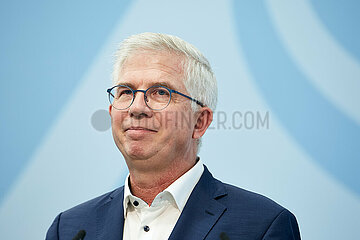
109, 104, 112, 115
192, 107, 213, 139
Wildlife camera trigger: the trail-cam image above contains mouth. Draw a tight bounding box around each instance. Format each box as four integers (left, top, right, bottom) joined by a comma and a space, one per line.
124, 126, 157, 139
125, 126, 157, 132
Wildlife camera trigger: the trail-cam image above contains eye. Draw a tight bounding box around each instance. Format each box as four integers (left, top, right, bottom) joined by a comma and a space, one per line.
155, 87, 169, 95
147, 86, 170, 100
117, 89, 132, 96
157, 89, 167, 95
122, 89, 132, 95
114, 87, 133, 99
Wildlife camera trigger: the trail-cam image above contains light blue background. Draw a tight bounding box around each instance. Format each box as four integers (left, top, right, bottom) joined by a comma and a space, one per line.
1, 0, 359, 239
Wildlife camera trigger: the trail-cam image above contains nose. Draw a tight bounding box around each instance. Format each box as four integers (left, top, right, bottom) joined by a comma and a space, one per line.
128, 90, 153, 118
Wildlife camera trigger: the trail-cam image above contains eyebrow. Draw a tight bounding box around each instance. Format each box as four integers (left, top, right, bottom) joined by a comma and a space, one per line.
152, 82, 176, 90
116, 81, 177, 90
116, 82, 136, 89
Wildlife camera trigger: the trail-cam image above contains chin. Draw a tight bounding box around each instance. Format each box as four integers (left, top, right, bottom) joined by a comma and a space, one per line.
124, 143, 153, 160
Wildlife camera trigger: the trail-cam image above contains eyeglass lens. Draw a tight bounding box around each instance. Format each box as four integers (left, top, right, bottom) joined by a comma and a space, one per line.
109, 86, 171, 110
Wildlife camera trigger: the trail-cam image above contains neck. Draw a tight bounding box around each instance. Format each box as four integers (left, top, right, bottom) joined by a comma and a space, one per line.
128, 156, 197, 206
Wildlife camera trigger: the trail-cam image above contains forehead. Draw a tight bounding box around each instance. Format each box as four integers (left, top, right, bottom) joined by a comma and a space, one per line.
117, 50, 185, 88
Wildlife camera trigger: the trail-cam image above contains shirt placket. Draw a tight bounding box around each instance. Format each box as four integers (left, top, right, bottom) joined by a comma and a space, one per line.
136, 197, 170, 240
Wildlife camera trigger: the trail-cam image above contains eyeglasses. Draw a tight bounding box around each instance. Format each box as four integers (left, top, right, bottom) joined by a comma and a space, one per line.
107, 85, 205, 110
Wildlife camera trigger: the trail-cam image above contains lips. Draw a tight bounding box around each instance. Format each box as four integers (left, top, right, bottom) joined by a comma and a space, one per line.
124, 126, 157, 139
125, 126, 157, 132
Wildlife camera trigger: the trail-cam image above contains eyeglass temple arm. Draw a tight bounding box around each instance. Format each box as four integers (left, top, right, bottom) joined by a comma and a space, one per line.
172, 90, 205, 107
107, 88, 115, 98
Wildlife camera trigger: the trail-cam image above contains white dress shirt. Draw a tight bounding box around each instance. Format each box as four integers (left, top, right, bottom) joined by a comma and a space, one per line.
122, 159, 204, 240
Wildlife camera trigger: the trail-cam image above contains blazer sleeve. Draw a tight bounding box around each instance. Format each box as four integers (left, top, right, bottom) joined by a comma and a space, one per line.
45, 213, 62, 240
262, 209, 301, 240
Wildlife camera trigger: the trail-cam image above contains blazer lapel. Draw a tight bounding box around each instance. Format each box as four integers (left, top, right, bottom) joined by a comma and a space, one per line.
169, 166, 227, 240
96, 187, 125, 240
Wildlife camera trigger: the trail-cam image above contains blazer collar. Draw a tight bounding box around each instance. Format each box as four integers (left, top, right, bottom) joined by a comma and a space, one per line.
96, 187, 125, 240
95, 165, 227, 240
168, 165, 228, 240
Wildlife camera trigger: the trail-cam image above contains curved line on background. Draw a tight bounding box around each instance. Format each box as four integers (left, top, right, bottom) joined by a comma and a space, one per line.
266, 0, 360, 125
310, 0, 360, 62
232, 0, 360, 195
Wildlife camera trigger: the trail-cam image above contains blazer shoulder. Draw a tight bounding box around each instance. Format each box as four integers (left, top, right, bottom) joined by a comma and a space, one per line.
202, 166, 286, 216
214, 180, 293, 225
224, 182, 284, 211
46, 187, 124, 240
61, 186, 124, 218
46, 187, 123, 240
214, 181, 300, 239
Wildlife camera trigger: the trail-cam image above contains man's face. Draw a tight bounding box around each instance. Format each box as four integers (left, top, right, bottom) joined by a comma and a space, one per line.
109, 51, 197, 171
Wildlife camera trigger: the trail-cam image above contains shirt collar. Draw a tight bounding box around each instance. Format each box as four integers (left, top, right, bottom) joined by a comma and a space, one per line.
123, 158, 204, 217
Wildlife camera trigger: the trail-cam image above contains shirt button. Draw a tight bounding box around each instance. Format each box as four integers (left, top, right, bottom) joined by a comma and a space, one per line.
143, 225, 150, 232
133, 201, 139, 206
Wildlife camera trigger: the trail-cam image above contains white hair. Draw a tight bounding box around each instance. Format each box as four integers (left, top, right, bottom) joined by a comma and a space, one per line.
112, 32, 218, 152
112, 32, 218, 112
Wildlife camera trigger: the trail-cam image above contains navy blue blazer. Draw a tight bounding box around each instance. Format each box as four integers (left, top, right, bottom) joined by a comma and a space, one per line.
46, 166, 300, 239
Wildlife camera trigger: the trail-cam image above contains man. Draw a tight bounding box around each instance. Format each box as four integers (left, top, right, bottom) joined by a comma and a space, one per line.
46, 33, 301, 240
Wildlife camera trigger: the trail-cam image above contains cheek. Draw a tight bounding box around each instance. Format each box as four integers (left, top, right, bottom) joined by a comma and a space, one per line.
110, 112, 126, 135
176, 110, 195, 130
158, 110, 195, 136
111, 110, 126, 123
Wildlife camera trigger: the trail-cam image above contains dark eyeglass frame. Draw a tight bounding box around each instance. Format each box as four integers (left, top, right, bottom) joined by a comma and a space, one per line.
107, 85, 205, 110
